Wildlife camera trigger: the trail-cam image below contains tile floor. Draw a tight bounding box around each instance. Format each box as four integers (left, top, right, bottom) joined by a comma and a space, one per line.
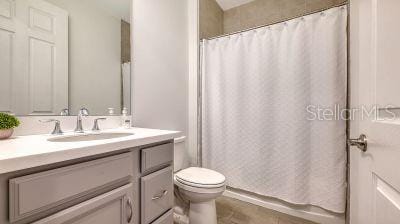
216, 196, 318, 224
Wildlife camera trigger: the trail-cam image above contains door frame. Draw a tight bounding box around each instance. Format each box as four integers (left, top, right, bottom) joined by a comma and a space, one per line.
187, 0, 200, 167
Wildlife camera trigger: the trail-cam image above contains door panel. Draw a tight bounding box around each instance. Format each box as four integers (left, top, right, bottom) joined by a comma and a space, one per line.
374, 176, 400, 224
29, 38, 55, 114
0, 0, 13, 18
29, 7, 54, 33
0, 29, 13, 112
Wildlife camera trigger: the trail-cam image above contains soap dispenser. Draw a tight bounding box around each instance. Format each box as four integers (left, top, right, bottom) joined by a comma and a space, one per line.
121, 107, 131, 128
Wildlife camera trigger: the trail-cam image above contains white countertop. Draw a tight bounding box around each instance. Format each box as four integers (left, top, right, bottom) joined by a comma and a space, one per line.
0, 127, 181, 174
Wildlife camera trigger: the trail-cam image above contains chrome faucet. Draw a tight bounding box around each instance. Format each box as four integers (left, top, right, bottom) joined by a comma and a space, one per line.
40, 119, 63, 135
92, 118, 107, 131
75, 108, 89, 133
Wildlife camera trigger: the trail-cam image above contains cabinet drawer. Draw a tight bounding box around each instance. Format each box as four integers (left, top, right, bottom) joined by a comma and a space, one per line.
141, 166, 173, 224
151, 209, 173, 224
9, 152, 134, 222
32, 183, 134, 224
141, 143, 173, 173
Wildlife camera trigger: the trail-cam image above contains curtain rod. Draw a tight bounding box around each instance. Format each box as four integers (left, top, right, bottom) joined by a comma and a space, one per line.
201, 2, 348, 41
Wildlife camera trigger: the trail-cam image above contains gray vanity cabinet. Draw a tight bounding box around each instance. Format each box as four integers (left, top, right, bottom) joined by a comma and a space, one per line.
32, 184, 134, 224
140, 143, 174, 224
0, 140, 175, 224
1, 150, 139, 224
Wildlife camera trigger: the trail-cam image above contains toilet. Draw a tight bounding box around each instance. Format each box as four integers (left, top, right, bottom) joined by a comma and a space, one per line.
174, 137, 226, 224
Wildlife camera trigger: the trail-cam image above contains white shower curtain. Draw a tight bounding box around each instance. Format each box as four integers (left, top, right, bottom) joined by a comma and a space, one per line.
202, 6, 347, 213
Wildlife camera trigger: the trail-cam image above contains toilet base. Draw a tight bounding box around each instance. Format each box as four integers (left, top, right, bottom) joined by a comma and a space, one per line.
189, 199, 217, 224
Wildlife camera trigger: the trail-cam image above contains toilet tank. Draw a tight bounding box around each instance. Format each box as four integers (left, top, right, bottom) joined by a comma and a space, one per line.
174, 136, 188, 172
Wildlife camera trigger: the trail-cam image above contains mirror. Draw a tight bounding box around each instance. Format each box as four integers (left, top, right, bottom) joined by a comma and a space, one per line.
0, 0, 131, 116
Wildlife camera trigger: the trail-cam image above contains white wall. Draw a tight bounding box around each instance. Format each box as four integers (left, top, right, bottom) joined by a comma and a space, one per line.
132, 0, 188, 137
47, 0, 122, 115
187, 0, 200, 166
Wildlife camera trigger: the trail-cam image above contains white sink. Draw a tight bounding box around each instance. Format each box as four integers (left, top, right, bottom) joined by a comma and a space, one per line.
48, 132, 134, 142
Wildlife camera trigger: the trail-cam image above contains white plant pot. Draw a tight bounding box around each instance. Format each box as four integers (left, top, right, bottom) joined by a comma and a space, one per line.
0, 129, 14, 140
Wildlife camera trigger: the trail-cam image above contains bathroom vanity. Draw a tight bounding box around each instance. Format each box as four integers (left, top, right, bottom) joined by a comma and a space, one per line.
0, 128, 180, 224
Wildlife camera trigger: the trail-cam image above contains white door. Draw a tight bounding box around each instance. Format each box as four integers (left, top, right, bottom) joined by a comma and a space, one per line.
0, 0, 68, 115
0, 0, 16, 113
350, 0, 400, 223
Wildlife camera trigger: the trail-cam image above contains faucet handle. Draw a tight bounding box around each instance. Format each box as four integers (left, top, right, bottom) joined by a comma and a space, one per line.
60, 108, 69, 116
92, 118, 107, 131
40, 119, 63, 135
78, 108, 89, 116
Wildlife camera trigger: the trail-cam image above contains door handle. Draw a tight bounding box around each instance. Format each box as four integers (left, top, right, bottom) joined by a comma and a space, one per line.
348, 134, 368, 152
152, 190, 168, 200
126, 198, 133, 223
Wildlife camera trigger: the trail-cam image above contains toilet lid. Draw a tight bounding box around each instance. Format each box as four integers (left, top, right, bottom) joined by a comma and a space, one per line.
175, 167, 226, 188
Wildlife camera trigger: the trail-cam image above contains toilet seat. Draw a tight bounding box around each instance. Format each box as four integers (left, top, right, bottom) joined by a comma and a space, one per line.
175, 167, 226, 189
174, 176, 226, 194
175, 177, 225, 189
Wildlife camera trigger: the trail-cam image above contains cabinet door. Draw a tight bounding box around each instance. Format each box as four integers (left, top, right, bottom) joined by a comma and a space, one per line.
32, 184, 134, 224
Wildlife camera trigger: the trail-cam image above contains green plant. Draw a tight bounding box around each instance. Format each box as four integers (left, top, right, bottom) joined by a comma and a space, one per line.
0, 113, 20, 130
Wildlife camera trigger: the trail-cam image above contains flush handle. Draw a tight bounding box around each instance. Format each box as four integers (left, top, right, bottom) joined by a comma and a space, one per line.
348, 134, 368, 152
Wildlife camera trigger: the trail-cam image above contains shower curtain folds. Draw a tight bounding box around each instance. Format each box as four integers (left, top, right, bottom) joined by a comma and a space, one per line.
201, 6, 347, 213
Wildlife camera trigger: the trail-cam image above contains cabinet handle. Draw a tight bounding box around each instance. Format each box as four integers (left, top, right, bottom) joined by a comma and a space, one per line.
126, 198, 133, 223
152, 190, 168, 200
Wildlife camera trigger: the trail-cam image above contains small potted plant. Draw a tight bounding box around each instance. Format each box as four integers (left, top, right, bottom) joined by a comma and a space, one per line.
0, 112, 20, 140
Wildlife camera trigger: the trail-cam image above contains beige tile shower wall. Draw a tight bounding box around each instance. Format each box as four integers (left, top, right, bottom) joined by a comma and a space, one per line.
200, 0, 224, 39
223, 0, 347, 34
121, 20, 131, 63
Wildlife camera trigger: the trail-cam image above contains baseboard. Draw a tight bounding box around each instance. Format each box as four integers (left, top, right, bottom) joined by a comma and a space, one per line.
223, 189, 345, 224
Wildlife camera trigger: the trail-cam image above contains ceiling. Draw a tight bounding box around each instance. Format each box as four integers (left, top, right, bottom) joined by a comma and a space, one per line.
215, 0, 256, 11
85, 0, 131, 22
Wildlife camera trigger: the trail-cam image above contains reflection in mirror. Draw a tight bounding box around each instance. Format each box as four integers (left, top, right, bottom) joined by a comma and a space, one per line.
0, 0, 131, 116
